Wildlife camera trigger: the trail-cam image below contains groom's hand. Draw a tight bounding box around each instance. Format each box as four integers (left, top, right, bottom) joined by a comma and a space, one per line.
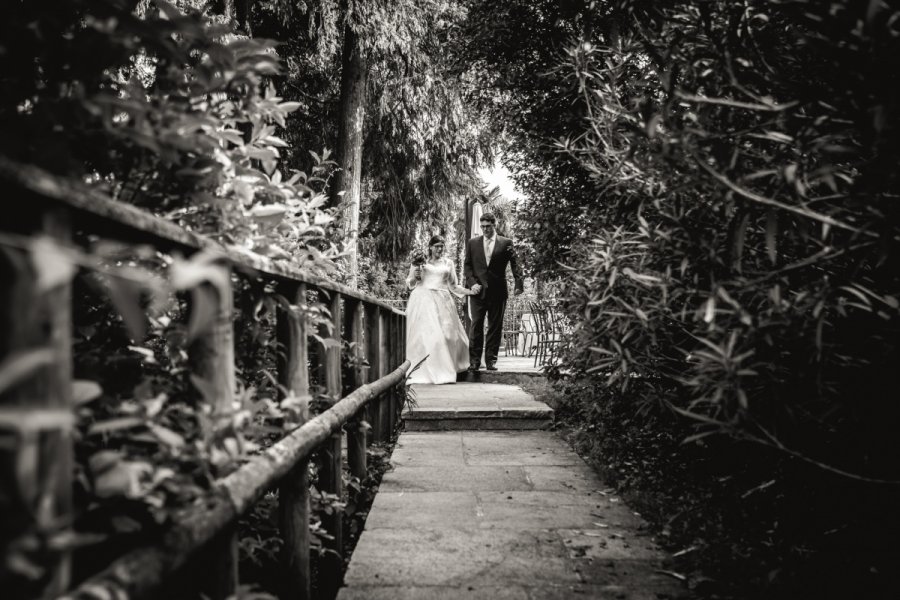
471, 283, 482, 294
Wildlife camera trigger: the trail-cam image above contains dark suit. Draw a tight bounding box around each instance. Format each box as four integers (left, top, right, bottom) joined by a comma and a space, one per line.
463, 235, 524, 367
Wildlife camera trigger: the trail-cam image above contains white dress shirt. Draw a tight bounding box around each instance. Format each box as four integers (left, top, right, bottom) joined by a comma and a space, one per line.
484, 235, 495, 266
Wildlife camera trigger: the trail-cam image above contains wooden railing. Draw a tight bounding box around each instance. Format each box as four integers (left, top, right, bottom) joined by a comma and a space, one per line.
0, 159, 408, 600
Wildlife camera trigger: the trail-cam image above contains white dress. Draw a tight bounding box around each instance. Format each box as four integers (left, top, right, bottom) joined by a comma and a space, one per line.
405, 259, 470, 384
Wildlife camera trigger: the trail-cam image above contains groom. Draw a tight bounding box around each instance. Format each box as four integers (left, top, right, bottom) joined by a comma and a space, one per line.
464, 212, 524, 371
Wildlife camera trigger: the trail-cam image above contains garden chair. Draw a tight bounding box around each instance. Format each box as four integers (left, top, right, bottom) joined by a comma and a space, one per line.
502, 310, 521, 356
530, 301, 563, 367
519, 311, 538, 357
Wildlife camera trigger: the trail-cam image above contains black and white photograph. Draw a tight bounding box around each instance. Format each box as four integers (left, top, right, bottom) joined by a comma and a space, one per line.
1, 1, 899, 599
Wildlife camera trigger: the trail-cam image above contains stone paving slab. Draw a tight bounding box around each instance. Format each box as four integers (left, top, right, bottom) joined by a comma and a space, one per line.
338, 583, 677, 600
338, 429, 688, 600
380, 464, 534, 492
493, 355, 543, 373
337, 585, 531, 600
404, 383, 553, 430
463, 431, 583, 466
406, 417, 552, 431
344, 528, 578, 587
364, 492, 479, 529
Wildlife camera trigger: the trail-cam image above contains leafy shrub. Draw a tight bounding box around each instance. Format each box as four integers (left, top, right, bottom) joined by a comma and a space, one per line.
1, 0, 341, 265
0, 1, 347, 593
539, 1, 900, 597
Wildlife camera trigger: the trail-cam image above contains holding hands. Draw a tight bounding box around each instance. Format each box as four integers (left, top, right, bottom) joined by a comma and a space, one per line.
470, 283, 482, 295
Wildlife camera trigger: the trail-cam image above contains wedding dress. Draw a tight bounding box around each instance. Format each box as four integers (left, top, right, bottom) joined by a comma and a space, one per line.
405, 258, 470, 384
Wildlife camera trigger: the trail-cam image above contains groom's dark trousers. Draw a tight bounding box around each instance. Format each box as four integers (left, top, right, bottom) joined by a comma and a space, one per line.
464, 234, 524, 367
469, 295, 506, 367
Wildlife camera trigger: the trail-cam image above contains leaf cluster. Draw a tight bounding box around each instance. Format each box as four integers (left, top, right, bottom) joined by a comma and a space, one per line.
537, 0, 900, 595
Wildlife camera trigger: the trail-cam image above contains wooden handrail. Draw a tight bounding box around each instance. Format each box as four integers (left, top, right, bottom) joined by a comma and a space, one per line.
0, 157, 404, 315
58, 361, 410, 600
0, 157, 409, 600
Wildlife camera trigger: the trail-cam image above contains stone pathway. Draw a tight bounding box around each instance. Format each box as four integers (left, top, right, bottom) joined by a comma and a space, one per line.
337, 380, 687, 600
403, 382, 552, 430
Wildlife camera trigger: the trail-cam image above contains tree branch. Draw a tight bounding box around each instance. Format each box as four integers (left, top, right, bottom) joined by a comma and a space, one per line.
692, 153, 878, 238
676, 90, 797, 112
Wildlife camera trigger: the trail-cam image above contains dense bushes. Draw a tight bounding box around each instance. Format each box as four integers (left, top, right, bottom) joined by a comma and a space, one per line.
0, 2, 346, 594
0, 0, 340, 264
538, 1, 900, 597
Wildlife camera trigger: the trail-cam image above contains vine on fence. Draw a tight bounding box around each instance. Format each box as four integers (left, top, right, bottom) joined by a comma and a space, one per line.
0, 1, 353, 594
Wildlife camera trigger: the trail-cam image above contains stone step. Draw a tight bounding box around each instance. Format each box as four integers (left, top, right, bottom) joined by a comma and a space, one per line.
403, 382, 553, 431
456, 368, 546, 386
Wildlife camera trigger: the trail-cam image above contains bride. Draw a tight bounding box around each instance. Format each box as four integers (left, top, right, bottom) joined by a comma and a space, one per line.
405, 235, 478, 384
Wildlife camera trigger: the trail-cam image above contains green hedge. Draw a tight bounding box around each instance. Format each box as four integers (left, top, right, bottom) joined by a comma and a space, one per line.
536, 2, 900, 597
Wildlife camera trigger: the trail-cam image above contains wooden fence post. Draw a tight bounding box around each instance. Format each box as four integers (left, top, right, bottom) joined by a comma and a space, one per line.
276, 282, 311, 600
189, 265, 238, 600
400, 311, 407, 419
317, 291, 343, 598
0, 209, 73, 599
364, 304, 383, 444
378, 309, 391, 441
345, 300, 366, 479
390, 312, 398, 431
394, 313, 404, 424
394, 313, 406, 423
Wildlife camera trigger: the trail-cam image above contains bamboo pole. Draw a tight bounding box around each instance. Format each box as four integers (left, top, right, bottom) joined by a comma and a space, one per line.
189, 266, 238, 600
389, 313, 399, 433
318, 291, 343, 598
276, 282, 311, 600
62, 362, 410, 600
378, 309, 391, 442
365, 304, 383, 444
346, 300, 366, 479
0, 209, 74, 599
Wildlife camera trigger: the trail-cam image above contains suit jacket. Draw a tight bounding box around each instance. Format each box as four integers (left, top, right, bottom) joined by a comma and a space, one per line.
464, 235, 524, 300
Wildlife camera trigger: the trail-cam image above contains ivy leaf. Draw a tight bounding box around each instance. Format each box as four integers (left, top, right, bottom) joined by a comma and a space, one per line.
156, 0, 183, 21
87, 417, 145, 437
148, 423, 186, 450
0, 348, 54, 394
702, 297, 717, 323
72, 380, 103, 406
30, 236, 77, 292
765, 209, 778, 265
90, 453, 153, 499
103, 275, 147, 341
279, 101, 302, 113
248, 204, 287, 226
144, 393, 168, 418
128, 345, 158, 364
169, 250, 231, 296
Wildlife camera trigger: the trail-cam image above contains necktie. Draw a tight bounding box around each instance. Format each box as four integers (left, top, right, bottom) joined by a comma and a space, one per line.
485, 237, 494, 266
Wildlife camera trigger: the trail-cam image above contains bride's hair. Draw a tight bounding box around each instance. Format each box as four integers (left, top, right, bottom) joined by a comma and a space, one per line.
428, 235, 445, 258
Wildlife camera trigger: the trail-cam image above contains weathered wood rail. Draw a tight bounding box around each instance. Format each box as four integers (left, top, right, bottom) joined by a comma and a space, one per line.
0, 159, 408, 600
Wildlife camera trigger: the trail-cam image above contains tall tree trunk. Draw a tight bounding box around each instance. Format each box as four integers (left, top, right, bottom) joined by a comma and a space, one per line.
222, 0, 251, 35
236, 0, 252, 35
330, 23, 368, 287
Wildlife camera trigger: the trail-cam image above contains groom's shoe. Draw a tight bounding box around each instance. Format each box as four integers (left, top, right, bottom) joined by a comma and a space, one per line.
486, 363, 498, 371
467, 364, 480, 372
